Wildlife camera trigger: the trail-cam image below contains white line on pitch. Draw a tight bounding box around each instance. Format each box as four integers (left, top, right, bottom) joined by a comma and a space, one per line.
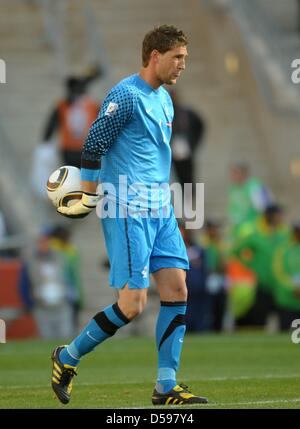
204, 398, 300, 407
1, 373, 300, 390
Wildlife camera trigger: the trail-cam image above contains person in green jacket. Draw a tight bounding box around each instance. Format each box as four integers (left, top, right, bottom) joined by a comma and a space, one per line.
232, 204, 288, 327
227, 163, 272, 242
272, 223, 300, 330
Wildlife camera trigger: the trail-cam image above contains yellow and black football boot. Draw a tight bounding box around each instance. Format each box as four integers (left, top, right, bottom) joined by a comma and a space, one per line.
152, 383, 208, 405
51, 345, 77, 404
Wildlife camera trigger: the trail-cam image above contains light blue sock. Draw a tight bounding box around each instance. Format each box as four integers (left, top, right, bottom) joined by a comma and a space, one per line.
155, 301, 187, 394
59, 303, 129, 366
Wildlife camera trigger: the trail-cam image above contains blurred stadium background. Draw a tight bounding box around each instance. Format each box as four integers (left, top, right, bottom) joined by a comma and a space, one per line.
1, 0, 300, 408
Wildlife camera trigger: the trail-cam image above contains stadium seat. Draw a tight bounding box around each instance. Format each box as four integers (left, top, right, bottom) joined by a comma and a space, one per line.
0, 258, 38, 339
0, 259, 23, 308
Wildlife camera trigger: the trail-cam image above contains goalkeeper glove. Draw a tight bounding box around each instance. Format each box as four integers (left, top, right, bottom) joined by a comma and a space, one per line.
57, 192, 100, 219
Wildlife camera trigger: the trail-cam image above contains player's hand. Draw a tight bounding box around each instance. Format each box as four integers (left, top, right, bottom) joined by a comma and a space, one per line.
57, 192, 100, 219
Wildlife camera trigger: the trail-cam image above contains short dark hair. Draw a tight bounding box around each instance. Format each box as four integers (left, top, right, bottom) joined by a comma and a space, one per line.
142, 25, 188, 67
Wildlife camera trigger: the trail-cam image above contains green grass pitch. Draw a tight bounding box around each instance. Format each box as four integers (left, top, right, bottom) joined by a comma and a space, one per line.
0, 332, 300, 409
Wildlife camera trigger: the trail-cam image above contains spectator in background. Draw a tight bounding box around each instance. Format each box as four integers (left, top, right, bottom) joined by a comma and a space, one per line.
31, 66, 102, 199
201, 219, 228, 332
49, 225, 83, 330
232, 204, 289, 328
272, 222, 300, 330
42, 66, 102, 167
179, 224, 209, 332
227, 163, 272, 241
169, 90, 205, 202
226, 163, 273, 327
32, 227, 74, 339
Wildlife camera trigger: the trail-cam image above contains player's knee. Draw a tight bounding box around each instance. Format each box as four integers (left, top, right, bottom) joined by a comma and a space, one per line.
126, 301, 146, 319
173, 283, 188, 302
120, 296, 147, 320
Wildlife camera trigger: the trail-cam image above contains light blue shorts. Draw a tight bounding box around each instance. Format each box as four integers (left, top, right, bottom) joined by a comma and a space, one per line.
101, 205, 189, 289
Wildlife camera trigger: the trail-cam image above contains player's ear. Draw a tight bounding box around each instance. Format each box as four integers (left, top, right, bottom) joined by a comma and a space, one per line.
151, 49, 160, 64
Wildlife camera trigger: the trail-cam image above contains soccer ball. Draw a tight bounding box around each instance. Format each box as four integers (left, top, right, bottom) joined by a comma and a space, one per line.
46, 165, 82, 208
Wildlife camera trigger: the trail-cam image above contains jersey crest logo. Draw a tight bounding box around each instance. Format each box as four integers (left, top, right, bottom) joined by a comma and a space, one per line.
105, 102, 118, 117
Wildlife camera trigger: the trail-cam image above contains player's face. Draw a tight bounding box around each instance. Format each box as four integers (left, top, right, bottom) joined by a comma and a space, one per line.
155, 44, 188, 85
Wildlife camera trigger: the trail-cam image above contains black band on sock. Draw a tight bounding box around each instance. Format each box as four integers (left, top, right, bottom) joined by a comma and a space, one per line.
93, 312, 119, 336
158, 314, 186, 350
160, 301, 187, 307
112, 303, 130, 324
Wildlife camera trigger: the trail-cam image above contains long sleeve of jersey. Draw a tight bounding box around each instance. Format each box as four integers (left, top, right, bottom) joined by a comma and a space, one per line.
81, 85, 137, 182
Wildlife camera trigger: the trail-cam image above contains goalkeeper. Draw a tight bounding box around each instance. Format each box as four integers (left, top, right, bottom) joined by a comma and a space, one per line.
50, 25, 208, 406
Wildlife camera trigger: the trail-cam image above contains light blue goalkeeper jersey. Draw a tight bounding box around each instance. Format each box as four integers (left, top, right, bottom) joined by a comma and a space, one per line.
81, 74, 174, 209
